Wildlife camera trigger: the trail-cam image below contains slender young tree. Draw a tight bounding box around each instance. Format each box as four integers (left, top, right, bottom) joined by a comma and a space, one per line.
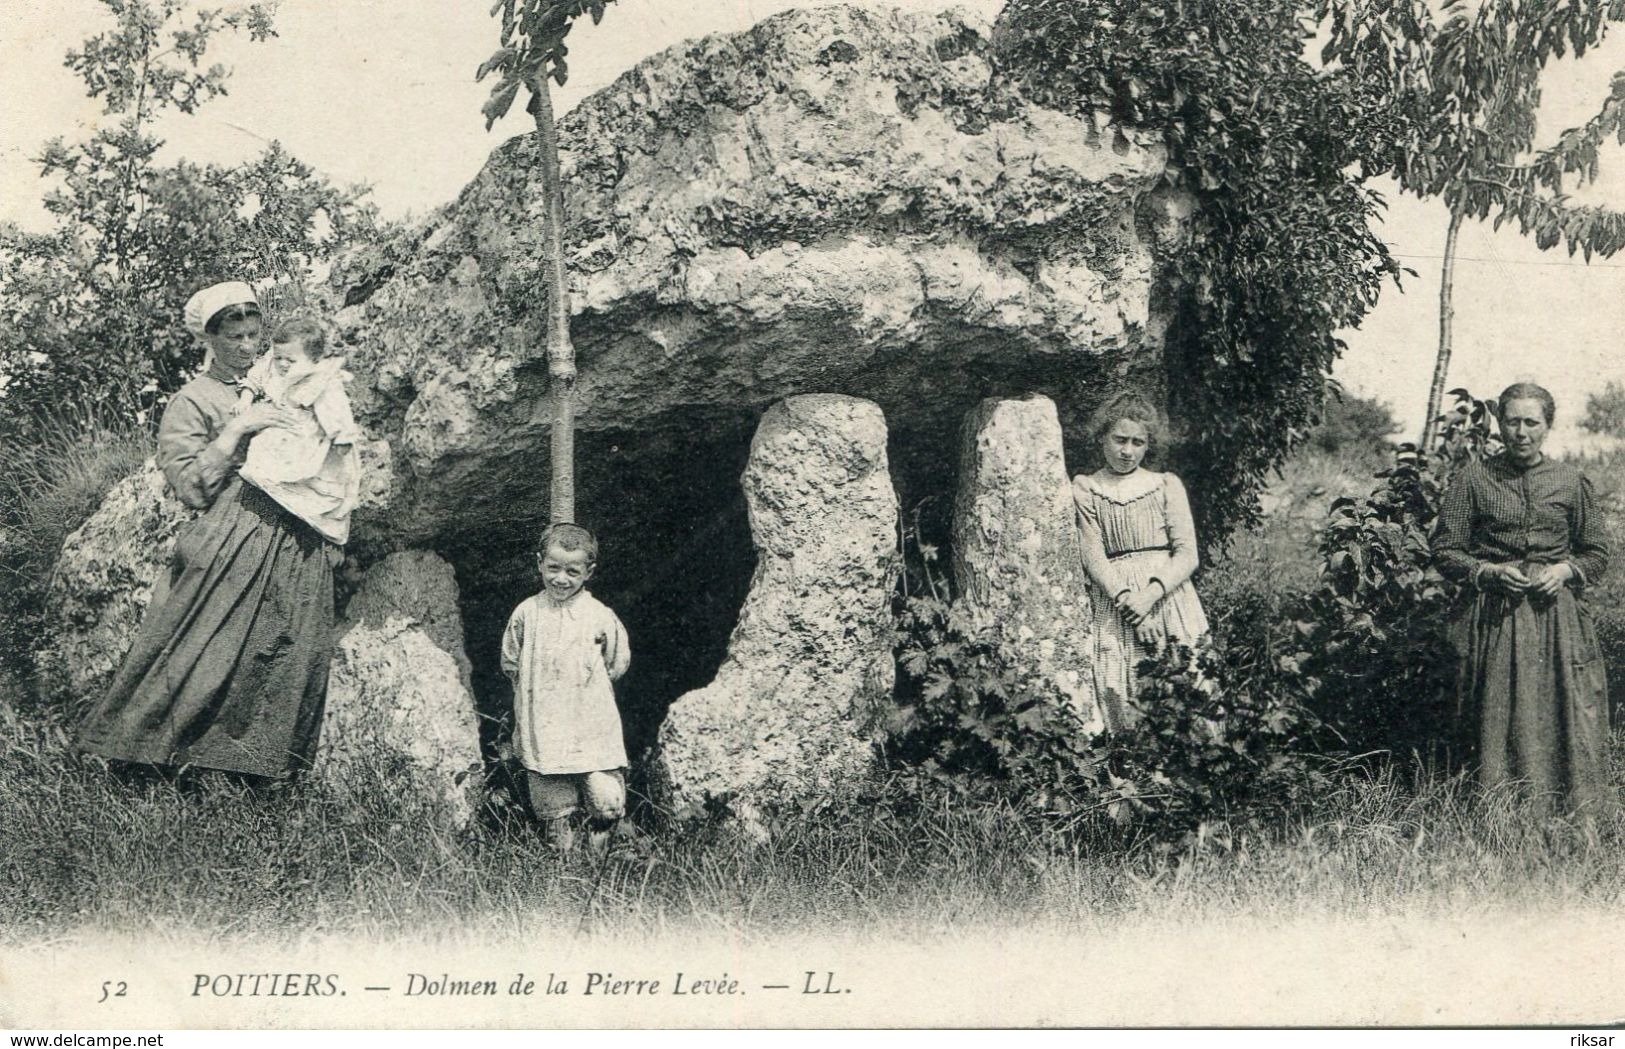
1321, 0, 1625, 445
477, 0, 616, 526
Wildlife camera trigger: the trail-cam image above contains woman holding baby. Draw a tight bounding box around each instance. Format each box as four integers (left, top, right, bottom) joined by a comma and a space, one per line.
77, 281, 360, 784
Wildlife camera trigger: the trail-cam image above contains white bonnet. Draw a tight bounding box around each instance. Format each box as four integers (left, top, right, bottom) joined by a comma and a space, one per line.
183, 281, 259, 337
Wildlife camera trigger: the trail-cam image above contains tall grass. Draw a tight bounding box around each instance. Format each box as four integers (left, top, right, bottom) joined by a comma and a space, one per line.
1570, 447, 1625, 717
0, 408, 153, 700
5, 697, 1624, 947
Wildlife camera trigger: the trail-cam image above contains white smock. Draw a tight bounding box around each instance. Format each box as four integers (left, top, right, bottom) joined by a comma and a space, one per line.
500, 589, 631, 775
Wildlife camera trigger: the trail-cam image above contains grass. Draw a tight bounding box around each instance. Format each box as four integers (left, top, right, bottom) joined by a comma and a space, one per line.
6, 695, 1625, 949
0, 412, 154, 578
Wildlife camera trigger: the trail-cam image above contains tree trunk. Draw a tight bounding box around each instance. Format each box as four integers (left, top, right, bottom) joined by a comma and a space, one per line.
1419, 204, 1465, 450
528, 78, 576, 525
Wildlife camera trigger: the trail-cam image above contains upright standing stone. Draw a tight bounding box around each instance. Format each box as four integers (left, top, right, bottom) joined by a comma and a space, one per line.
320, 551, 482, 826
952, 395, 1099, 732
653, 395, 900, 830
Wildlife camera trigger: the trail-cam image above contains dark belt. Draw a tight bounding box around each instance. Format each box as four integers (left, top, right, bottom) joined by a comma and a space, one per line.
1107, 545, 1170, 560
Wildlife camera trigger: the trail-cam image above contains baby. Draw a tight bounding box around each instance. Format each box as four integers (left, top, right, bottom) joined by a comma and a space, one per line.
237, 316, 362, 545
500, 523, 631, 851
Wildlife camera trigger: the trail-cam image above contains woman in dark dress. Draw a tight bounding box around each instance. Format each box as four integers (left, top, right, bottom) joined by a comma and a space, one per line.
77, 281, 340, 781
1433, 383, 1614, 817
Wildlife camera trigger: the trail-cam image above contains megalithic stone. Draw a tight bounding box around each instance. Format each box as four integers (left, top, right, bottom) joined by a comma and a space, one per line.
951, 394, 1100, 733
652, 395, 900, 834
320, 551, 482, 828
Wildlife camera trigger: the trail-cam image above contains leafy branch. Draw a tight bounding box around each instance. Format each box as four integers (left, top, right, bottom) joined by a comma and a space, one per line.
1321, 0, 1625, 442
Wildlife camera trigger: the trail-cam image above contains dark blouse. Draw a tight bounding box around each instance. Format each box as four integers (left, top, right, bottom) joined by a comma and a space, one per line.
158, 375, 244, 509
1433, 455, 1608, 588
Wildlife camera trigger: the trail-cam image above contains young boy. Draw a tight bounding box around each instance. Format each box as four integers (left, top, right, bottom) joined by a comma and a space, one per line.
237, 316, 362, 545
500, 523, 631, 850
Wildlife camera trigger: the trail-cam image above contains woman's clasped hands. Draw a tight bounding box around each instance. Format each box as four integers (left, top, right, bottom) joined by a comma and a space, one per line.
1114, 582, 1167, 647
1480, 561, 1574, 598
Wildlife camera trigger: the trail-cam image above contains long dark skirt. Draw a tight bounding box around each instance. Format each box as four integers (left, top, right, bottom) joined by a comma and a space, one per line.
1452, 581, 1615, 817
77, 480, 337, 778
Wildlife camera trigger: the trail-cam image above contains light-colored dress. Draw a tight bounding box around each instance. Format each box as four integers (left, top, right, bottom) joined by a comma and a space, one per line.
500, 589, 631, 775
1073, 469, 1209, 728
238, 355, 362, 545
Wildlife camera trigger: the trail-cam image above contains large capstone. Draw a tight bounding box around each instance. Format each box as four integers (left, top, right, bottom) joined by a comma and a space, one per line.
320, 551, 481, 825
952, 395, 1098, 731
333, 5, 1185, 551
651, 395, 899, 825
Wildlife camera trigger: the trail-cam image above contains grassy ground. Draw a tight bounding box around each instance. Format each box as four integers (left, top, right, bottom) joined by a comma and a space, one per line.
6, 697, 1625, 950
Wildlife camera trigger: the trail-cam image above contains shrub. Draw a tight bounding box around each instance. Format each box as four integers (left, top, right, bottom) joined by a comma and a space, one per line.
1308, 387, 1401, 464
1295, 392, 1495, 760
1580, 381, 1625, 442
888, 591, 1107, 818
887, 512, 1335, 847
995, 0, 1399, 545
0, 2, 380, 448
1104, 638, 1332, 849
1573, 446, 1625, 721
886, 393, 1503, 846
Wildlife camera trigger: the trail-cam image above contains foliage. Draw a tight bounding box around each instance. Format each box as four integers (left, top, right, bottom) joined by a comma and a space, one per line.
1564, 444, 1625, 717
1321, 0, 1625, 443
888, 591, 1110, 818
1308, 386, 1400, 462
1109, 639, 1333, 849
1322, 0, 1625, 259
885, 508, 1105, 822
890, 389, 1503, 848
1581, 380, 1625, 440
995, 0, 1401, 545
0, 0, 380, 445
889, 600, 1332, 849
1296, 391, 1496, 758
887, 511, 1334, 846
476, 0, 618, 126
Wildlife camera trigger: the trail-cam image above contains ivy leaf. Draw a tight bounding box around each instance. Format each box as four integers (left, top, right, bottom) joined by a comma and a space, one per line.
922, 670, 954, 702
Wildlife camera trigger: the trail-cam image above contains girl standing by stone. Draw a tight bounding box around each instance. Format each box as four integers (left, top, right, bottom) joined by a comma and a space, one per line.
1072, 392, 1209, 728
78, 282, 343, 784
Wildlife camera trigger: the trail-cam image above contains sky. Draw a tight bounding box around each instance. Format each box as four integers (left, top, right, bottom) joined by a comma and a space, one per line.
4, 0, 1625, 452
